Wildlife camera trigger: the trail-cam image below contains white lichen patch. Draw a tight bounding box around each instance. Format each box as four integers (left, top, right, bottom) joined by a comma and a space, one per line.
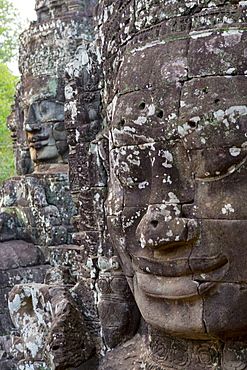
94, 193, 100, 202
168, 113, 177, 120
123, 209, 142, 229
147, 104, 156, 116
190, 30, 213, 39
213, 109, 225, 121
133, 116, 147, 125
226, 67, 236, 75
9, 294, 22, 314
168, 192, 180, 204
138, 181, 149, 189
159, 149, 173, 161
64, 85, 74, 100
65, 100, 77, 120
222, 203, 235, 214
127, 154, 140, 166
162, 175, 172, 184
222, 29, 243, 47
140, 233, 146, 248
229, 147, 241, 156
166, 230, 173, 237
178, 121, 196, 137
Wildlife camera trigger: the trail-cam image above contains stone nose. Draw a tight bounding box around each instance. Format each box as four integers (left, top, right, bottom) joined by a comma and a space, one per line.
25, 105, 42, 132
136, 204, 188, 250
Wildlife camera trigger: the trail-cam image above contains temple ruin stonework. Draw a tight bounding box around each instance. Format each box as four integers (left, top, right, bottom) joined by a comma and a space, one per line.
0, 0, 246, 369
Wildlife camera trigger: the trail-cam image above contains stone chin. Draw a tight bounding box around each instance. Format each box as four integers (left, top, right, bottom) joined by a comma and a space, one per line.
29, 144, 61, 163
133, 274, 206, 340
131, 272, 247, 340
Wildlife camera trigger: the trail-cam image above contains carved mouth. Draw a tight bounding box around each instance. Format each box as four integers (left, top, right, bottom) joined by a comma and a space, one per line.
133, 254, 229, 299
133, 253, 228, 277
29, 134, 49, 149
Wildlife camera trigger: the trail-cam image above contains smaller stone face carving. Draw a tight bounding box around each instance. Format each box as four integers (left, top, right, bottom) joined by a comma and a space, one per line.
22, 82, 68, 165
15, 0, 95, 173
2, 1, 99, 369
8, 284, 95, 369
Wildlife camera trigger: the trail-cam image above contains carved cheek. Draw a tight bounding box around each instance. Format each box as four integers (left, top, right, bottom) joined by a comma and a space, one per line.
149, 142, 194, 205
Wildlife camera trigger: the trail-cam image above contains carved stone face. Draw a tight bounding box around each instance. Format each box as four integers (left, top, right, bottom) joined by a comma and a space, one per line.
23, 86, 68, 164
106, 41, 247, 340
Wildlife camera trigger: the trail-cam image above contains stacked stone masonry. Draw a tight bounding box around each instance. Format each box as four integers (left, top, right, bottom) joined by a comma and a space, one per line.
0, 0, 246, 369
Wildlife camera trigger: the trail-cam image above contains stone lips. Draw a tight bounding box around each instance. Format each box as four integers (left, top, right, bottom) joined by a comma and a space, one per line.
133, 253, 228, 278
134, 254, 229, 300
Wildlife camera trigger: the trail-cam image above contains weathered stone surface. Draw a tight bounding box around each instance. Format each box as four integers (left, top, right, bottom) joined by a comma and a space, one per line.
1, 1, 96, 369
144, 331, 223, 370
0, 174, 77, 247
44, 265, 75, 286
0, 238, 48, 339
64, 15, 142, 362
95, 0, 247, 368
4, 0, 247, 369
179, 76, 247, 149
0, 241, 44, 270
8, 284, 95, 369
98, 333, 145, 370
96, 256, 140, 349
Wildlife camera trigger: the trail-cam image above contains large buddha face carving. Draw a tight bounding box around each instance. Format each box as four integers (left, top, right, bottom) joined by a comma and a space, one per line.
23, 79, 68, 164
106, 41, 247, 340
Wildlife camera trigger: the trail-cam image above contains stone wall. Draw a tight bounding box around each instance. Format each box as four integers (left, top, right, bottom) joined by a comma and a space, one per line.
0, 1, 98, 369
2, 0, 247, 369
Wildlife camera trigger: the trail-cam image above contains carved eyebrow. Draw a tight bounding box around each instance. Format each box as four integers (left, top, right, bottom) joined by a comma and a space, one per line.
196, 155, 247, 182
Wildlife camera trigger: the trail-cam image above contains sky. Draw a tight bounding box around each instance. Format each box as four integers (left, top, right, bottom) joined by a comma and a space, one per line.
7, 0, 36, 75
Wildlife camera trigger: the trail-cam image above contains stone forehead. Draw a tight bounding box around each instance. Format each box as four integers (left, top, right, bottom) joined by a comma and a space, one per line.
109, 77, 247, 149
19, 19, 84, 78
96, 0, 247, 54
97, 0, 247, 104
21, 76, 65, 104
19, 0, 96, 79
100, 2, 247, 150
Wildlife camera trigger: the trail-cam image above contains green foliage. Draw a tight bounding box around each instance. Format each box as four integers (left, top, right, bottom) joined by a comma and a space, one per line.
0, 1, 24, 183
0, 0, 22, 63
0, 62, 18, 183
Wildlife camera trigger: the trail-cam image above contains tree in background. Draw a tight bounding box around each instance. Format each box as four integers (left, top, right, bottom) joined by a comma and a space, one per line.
0, 0, 22, 62
0, 0, 23, 183
0, 62, 18, 183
